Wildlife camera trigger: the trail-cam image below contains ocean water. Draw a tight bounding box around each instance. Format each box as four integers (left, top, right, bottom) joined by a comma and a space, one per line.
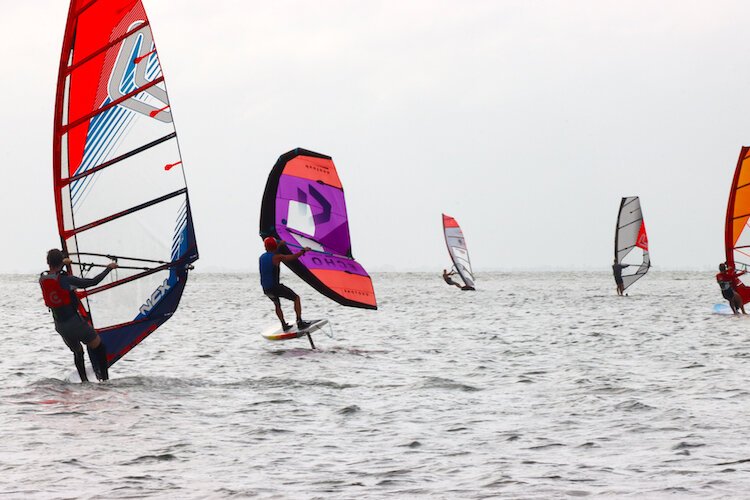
2, 271, 750, 499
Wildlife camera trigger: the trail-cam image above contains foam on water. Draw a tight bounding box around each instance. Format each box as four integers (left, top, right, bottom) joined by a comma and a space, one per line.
2, 271, 750, 498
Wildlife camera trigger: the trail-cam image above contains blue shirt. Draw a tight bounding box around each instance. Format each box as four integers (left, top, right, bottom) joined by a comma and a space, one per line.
259, 252, 279, 290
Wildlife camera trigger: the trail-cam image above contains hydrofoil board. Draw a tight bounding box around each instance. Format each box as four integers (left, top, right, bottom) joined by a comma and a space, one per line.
261, 319, 329, 344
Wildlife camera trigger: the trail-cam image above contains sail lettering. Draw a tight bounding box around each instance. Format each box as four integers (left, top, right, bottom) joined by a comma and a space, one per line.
139, 279, 171, 315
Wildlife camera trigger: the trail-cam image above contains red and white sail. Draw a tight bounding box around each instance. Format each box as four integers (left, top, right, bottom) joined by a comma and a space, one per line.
53, 0, 198, 366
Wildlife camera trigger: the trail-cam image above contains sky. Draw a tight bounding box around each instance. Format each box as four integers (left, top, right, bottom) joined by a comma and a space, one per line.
2, 0, 750, 273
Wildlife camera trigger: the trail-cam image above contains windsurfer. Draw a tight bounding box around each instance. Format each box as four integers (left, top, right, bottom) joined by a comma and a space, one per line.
442, 269, 462, 289
612, 258, 630, 296
260, 237, 312, 331
40, 249, 118, 381
716, 263, 746, 314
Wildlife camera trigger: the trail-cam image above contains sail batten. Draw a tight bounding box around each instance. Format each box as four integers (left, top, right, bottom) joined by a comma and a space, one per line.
62, 77, 166, 133
260, 148, 377, 310
53, 0, 198, 367
442, 214, 475, 289
614, 196, 649, 291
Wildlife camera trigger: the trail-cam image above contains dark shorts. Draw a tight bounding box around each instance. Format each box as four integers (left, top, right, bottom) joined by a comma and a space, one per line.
722, 288, 735, 301
444, 278, 458, 286
264, 284, 298, 306
54, 315, 97, 352
615, 278, 624, 286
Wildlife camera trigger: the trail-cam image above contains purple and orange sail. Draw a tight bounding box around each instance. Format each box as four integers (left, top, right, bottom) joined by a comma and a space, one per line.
260, 149, 377, 310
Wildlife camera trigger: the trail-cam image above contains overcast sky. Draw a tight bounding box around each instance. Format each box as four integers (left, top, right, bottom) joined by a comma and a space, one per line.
2, 1, 749, 273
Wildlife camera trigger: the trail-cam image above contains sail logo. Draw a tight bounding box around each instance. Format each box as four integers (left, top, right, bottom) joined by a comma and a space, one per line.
311, 255, 358, 272
296, 185, 332, 224
636, 221, 649, 251
139, 279, 171, 315
109, 22, 172, 123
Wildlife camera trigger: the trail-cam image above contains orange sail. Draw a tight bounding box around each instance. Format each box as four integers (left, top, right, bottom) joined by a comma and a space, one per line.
725, 147, 750, 304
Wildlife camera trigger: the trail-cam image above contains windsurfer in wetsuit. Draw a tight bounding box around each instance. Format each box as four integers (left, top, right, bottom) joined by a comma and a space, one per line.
716, 263, 747, 315
40, 249, 118, 382
612, 258, 630, 296
442, 269, 462, 289
260, 237, 312, 331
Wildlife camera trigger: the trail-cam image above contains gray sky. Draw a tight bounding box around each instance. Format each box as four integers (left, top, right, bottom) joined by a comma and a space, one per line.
2, 1, 749, 273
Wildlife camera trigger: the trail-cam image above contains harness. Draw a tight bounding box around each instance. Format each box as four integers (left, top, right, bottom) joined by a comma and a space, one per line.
39, 271, 77, 320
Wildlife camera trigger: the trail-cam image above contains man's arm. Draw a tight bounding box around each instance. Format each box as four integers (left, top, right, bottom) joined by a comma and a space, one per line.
65, 261, 118, 288
272, 244, 310, 265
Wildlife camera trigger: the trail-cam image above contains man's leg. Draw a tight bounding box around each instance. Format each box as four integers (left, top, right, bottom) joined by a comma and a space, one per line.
85, 335, 109, 381
729, 297, 739, 314
276, 285, 308, 328
294, 296, 302, 322
59, 329, 88, 382
267, 293, 290, 330
274, 302, 291, 330
73, 347, 87, 382
734, 293, 746, 314
290, 292, 310, 329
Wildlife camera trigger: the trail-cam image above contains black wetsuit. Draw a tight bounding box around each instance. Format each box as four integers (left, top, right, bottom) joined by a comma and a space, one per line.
40, 267, 113, 381
612, 263, 629, 285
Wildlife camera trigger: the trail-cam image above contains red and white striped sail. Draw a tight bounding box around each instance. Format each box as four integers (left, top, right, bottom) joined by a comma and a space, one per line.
53, 0, 198, 366
442, 214, 475, 289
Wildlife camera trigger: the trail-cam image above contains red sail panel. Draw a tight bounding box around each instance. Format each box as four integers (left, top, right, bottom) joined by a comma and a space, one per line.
725, 147, 750, 304
442, 214, 460, 228
635, 221, 649, 251
310, 270, 377, 309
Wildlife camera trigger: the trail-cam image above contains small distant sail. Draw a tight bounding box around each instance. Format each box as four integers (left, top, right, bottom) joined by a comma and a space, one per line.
442, 214, 475, 289
725, 147, 750, 303
614, 197, 649, 290
259, 148, 377, 310
53, 0, 198, 367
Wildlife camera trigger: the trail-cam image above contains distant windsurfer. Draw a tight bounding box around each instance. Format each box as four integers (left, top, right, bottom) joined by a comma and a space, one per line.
612, 258, 630, 296
716, 263, 747, 315
40, 249, 118, 382
442, 269, 462, 289
260, 237, 312, 331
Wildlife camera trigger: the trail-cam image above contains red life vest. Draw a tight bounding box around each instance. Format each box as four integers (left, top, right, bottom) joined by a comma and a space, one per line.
39, 272, 72, 308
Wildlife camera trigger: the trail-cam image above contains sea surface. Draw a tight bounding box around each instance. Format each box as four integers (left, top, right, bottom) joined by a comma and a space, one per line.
2, 271, 750, 499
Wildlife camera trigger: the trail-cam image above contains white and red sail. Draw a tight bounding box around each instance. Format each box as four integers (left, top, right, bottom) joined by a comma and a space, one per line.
53, 0, 198, 366
442, 214, 475, 289
614, 196, 650, 291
